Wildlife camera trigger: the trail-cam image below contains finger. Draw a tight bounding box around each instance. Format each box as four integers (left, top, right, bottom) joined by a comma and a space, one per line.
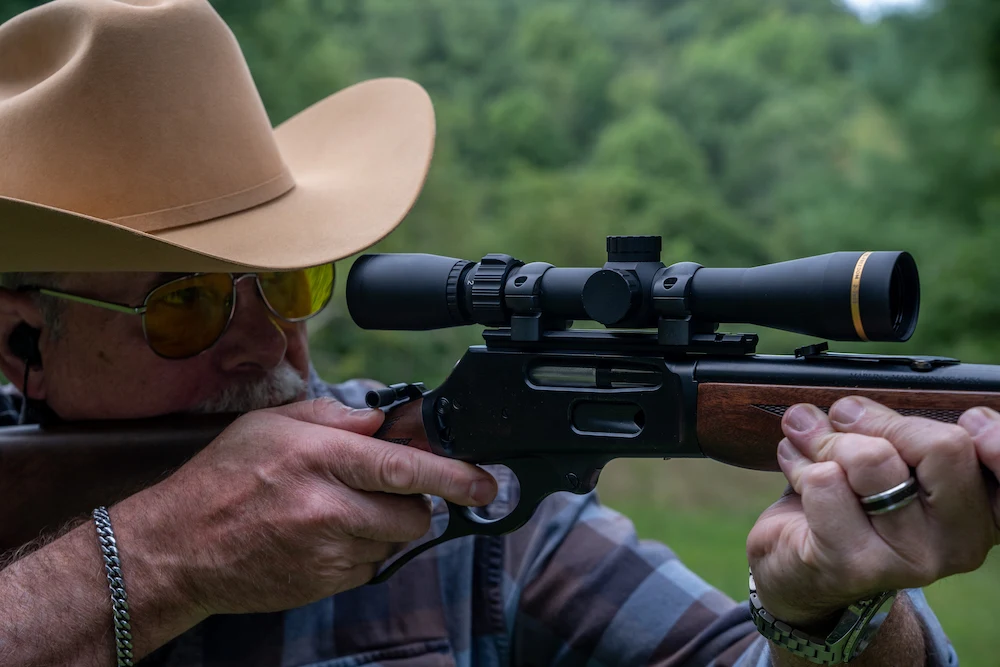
959, 407, 1000, 543
781, 402, 907, 495
776, 438, 812, 494
781, 419, 929, 569
780, 403, 837, 461
341, 490, 435, 543
959, 407, 1000, 479
330, 434, 498, 507
820, 432, 910, 499
265, 397, 386, 435
341, 537, 403, 565
828, 396, 980, 507
339, 562, 380, 590
796, 461, 886, 584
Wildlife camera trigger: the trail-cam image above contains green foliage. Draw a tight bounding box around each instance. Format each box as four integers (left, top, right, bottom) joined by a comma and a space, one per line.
3, 0, 998, 383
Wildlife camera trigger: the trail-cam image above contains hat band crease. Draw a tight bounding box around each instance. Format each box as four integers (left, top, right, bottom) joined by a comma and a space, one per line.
110, 167, 296, 233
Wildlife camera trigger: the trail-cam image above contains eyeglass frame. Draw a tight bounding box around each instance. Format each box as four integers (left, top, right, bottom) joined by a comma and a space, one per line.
17, 269, 334, 359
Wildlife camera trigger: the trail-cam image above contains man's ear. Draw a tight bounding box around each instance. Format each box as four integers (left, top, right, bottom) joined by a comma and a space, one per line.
0, 289, 47, 399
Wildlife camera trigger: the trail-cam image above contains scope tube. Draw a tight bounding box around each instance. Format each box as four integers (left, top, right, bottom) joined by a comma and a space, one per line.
347, 248, 920, 342
687, 251, 918, 342
347, 254, 475, 330
532, 268, 600, 321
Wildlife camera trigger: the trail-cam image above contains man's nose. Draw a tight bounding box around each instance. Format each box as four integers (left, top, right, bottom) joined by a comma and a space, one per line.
213, 276, 287, 372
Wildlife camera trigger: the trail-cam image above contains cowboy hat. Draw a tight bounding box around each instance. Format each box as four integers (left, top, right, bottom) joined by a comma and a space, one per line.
0, 0, 435, 272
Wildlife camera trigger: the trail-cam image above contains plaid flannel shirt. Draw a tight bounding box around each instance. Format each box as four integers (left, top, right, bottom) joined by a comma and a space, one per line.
0, 371, 957, 667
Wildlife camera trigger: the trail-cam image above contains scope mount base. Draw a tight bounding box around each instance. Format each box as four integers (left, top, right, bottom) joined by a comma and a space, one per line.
484, 327, 758, 356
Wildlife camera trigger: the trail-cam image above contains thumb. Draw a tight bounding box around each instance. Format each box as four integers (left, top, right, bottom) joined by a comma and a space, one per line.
265, 397, 386, 436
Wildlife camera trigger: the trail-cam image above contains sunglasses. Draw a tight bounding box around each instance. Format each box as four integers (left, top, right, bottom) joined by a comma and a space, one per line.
20, 264, 334, 359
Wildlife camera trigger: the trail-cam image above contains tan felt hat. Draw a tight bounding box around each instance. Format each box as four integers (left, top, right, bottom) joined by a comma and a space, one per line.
0, 0, 435, 272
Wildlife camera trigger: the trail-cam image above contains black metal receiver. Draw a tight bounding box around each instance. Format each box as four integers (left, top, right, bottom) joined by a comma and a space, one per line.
347, 236, 1000, 582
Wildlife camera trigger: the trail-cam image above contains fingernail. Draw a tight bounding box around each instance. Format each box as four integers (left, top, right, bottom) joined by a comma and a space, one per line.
350, 407, 377, 417
830, 397, 865, 425
776, 439, 805, 464
960, 408, 993, 437
776, 439, 793, 464
785, 404, 819, 434
470, 478, 497, 506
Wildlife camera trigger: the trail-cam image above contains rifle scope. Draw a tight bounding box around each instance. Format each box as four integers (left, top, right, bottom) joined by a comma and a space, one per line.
347, 236, 919, 343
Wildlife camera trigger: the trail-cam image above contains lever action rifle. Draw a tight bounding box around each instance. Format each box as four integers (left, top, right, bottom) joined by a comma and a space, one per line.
4, 236, 1000, 583
345, 236, 1000, 581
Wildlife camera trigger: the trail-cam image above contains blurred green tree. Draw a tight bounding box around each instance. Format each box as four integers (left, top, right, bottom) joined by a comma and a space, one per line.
1, 0, 998, 377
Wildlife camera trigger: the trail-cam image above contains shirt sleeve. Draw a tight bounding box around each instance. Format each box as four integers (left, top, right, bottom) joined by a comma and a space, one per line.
503, 490, 957, 666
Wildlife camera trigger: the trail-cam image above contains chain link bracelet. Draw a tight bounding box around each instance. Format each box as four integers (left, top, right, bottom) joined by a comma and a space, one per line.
93, 506, 135, 667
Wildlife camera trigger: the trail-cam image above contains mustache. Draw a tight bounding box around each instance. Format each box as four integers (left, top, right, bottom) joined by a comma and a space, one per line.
192, 362, 307, 414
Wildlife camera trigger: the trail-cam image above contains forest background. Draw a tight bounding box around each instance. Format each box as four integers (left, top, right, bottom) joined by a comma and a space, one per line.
3, 0, 1000, 663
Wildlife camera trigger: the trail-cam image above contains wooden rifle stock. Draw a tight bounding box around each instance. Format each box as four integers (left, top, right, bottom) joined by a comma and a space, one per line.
0, 401, 429, 555
0, 415, 233, 553
697, 384, 1000, 471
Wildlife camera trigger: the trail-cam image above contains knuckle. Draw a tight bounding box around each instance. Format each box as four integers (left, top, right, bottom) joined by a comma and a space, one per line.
970, 417, 1000, 447
375, 447, 416, 490
801, 461, 843, 489
310, 396, 347, 420
935, 424, 974, 456
300, 487, 335, 524
315, 550, 361, 575
842, 434, 898, 469
228, 409, 271, 438
897, 420, 974, 462
299, 486, 352, 533
813, 433, 840, 459
400, 496, 433, 541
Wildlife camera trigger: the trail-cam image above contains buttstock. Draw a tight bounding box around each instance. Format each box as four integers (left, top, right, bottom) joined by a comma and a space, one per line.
0, 415, 232, 555
697, 383, 1000, 472
0, 401, 432, 556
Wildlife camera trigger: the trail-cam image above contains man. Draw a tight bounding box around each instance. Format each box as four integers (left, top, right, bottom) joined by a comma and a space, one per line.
0, 1, 997, 665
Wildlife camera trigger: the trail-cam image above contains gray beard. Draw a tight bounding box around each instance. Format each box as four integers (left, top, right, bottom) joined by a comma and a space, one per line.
192, 362, 307, 413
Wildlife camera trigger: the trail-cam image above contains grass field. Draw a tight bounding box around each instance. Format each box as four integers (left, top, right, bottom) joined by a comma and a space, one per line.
598, 458, 1000, 667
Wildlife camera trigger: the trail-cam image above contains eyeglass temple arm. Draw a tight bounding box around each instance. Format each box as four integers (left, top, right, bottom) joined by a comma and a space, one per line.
35, 288, 146, 315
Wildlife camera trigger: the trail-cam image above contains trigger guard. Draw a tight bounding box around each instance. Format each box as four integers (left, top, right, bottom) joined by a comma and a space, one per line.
367, 498, 540, 585
368, 457, 603, 584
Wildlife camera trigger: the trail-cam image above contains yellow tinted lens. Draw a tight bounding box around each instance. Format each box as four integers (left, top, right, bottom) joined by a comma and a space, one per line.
258, 264, 334, 321
144, 274, 234, 358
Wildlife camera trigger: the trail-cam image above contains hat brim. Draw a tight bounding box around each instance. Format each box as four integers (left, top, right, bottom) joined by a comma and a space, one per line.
0, 78, 435, 272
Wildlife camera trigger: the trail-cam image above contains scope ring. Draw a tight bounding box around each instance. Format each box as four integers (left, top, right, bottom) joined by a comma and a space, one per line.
471, 254, 523, 326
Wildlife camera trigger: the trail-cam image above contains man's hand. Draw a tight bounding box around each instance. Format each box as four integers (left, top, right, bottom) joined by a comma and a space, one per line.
113, 397, 498, 622
747, 395, 998, 630
958, 406, 1000, 536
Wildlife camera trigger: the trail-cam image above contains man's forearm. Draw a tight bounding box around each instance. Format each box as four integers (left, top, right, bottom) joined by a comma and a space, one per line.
0, 502, 203, 666
770, 593, 926, 667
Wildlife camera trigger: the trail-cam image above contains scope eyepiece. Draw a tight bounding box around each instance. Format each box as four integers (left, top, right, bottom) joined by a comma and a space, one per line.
346, 237, 920, 344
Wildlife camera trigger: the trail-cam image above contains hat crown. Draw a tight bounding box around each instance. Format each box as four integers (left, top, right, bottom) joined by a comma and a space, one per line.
0, 0, 293, 231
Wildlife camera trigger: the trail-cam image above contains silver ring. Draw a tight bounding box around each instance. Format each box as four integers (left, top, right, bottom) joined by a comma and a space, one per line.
859, 475, 919, 516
